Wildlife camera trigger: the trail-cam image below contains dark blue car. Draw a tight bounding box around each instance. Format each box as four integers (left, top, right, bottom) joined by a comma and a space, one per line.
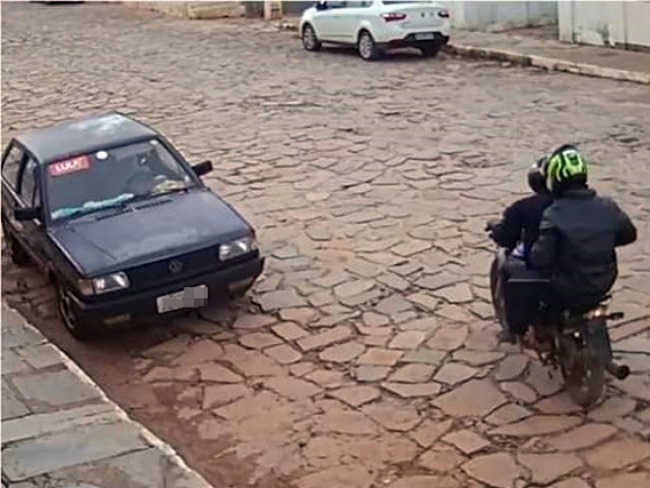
1, 112, 264, 340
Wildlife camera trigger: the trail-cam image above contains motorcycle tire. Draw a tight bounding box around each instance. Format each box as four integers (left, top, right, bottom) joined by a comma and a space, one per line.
489, 256, 508, 331
561, 345, 605, 409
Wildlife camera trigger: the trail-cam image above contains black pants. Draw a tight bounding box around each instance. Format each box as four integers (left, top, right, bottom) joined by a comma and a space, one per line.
502, 255, 550, 335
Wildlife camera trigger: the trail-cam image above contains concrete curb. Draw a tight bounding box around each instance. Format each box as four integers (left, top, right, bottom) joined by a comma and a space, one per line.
3, 303, 213, 487
444, 43, 650, 86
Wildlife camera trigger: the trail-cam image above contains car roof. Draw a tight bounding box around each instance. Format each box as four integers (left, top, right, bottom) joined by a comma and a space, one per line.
14, 112, 159, 164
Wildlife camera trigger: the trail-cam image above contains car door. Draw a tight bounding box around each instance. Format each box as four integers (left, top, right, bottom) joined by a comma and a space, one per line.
1, 142, 27, 238
315, 1, 349, 42
17, 155, 48, 267
339, 0, 373, 43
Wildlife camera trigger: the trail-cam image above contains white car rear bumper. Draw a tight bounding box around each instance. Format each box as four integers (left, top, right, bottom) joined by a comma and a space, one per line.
373, 23, 451, 44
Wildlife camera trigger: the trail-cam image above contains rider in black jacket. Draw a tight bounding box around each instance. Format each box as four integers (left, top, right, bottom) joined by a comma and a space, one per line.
529, 144, 637, 311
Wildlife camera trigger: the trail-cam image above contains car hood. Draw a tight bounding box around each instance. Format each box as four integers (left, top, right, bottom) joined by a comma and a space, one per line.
49, 189, 252, 276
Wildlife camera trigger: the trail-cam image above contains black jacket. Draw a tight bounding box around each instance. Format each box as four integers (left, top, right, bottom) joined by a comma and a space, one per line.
491, 193, 554, 257
529, 188, 637, 307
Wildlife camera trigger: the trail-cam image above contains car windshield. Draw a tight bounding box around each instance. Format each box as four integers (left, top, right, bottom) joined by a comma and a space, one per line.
46, 138, 196, 221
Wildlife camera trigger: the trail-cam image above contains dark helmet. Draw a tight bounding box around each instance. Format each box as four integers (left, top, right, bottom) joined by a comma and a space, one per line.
527, 157, 548, 194
542, 144, 588, 193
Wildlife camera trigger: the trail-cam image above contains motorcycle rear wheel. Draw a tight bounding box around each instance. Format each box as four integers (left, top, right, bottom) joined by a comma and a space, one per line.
561, 344, 605, 409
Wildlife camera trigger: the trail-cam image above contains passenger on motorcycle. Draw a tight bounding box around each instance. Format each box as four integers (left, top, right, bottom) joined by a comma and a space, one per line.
489, 157, 553, 257
528, 144, 637, 321
487, 157, 553, 342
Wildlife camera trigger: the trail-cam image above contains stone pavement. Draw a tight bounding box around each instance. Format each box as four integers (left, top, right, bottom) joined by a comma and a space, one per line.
1, 303, 213, 488
2, 3, 650, 488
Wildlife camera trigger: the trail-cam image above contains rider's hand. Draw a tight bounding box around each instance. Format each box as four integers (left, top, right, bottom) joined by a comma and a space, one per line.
485, 218, 500, 232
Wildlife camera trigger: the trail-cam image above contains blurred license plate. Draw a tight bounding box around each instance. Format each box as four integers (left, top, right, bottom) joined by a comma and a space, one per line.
156, 285, 208, 313
415, 33, 435, 40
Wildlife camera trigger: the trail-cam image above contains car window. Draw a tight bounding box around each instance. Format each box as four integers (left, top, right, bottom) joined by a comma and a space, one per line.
2, 144, 24, 190
327, 1, 348, 8
33, 183, 41, 208
347, 1, 372, 6
19, 157, 38, 206
45, 138, 197, 221
382, 0, 430, 4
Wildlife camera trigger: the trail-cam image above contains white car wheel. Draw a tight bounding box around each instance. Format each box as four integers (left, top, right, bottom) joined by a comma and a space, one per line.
302, 24, 321, 52
358, 30, 380, 61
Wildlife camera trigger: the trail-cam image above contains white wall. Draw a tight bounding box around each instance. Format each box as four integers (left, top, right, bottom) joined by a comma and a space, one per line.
444, 1, 557, 31
558, 0, 650, 48
623, 1, 650, 48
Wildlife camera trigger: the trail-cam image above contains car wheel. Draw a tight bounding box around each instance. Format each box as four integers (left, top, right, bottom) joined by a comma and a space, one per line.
420, 43, 441, 58
3, 229, 30, 267
230, 285, 254, 299
302, 24, 322, 52
358, 30, 380, 61
56, 282, 100, 341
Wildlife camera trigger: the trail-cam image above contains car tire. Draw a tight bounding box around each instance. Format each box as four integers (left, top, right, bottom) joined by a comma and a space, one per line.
3, 228, 30, 267
357, 30, 381, 61
56, 281, 101, 341
420, 43, 440, 58
302, 24, 322, 52
230, 284, 254, 299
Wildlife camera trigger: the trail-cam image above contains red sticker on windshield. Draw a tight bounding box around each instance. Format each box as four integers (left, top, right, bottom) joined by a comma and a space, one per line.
49, 155, 91, 177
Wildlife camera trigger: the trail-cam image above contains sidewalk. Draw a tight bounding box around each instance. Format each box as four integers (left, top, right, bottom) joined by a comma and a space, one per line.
274, 19, 650, 85
449, 28, 650, 86
1, 303, 213, 488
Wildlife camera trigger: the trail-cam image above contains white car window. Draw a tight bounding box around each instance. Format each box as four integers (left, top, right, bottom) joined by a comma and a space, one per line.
382, 0, 433, 4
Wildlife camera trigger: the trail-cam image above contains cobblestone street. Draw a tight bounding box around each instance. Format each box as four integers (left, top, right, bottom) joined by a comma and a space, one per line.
2, 3, 650, 488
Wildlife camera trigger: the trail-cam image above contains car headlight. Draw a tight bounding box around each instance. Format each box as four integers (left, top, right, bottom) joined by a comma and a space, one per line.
78, 272, 130, 296
219, 236, 258, 261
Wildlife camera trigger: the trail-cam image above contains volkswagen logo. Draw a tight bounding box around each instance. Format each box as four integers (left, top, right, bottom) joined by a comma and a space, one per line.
168, 259, 183, 274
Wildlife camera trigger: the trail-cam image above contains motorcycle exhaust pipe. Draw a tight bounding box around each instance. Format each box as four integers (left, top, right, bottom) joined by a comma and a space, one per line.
606, 361, 630, 380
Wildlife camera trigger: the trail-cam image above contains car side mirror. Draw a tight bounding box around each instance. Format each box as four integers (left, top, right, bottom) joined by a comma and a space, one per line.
15, 207, 41, 222
192, 160, 213, 177
315, 1, 328, 11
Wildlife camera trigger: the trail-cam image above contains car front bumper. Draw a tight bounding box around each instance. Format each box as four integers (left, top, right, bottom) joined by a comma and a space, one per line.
69, 256, 265, 330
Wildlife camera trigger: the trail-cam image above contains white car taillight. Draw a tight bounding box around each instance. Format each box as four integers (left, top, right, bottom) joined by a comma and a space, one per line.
382, 12, 407, 22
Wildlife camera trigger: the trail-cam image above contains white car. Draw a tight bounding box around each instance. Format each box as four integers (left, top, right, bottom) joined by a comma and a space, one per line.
300, 0, 451, 61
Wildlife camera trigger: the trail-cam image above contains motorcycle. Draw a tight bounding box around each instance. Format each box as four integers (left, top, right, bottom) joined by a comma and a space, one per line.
486, 221, 630, 408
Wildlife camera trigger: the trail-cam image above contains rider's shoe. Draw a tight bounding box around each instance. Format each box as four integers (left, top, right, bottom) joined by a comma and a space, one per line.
521, 329, 553, 353
497, 329, 518, 344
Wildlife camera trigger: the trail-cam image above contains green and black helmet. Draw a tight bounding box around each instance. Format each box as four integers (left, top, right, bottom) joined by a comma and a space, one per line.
541, 144, 588, 193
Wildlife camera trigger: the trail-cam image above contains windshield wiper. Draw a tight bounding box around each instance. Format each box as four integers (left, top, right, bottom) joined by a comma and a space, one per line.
52, 194, 136, 221
151, 186, 190, 197
53, 187, 190, 222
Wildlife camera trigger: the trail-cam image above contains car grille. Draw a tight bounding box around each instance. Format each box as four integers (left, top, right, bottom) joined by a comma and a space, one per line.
126, 245, 220, 291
